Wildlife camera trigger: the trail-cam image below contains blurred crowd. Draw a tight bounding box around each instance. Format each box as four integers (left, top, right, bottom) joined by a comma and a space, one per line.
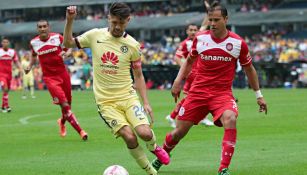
0, 0, 195, 23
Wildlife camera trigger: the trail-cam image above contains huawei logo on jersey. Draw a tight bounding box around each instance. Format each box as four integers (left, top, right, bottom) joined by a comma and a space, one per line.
101, 51, 119, 65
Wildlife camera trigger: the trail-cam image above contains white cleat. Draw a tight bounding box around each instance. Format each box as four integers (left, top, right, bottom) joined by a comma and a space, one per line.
200, 118, 214, 126
165, 115, 176, 128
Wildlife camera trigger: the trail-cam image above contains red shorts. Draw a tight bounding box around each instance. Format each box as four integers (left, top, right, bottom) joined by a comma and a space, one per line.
43, 72, 71, 105
183, 73, 196, 94
177, 93, 238, 127
0, 76, 11, 89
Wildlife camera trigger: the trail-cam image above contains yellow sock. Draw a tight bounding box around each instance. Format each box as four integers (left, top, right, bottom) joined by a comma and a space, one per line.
128, 145, 157, 174
145, 130, 157, 152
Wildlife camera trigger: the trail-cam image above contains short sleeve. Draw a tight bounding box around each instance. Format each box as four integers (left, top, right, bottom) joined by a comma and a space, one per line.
239, 40, 252, 66
13, 50, 19, 62
29, 43, 37, 56
175, 42, 188, 58
190, 37, 199, 57
75, 29, 97, 49
59, 34, 68, 51
130, 43, 142, 62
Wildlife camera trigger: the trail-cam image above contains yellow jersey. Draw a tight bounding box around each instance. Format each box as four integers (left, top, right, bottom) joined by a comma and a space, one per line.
76, 28, 141, 104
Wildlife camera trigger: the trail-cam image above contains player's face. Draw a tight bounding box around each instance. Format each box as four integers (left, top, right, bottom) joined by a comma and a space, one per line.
37, 21, 50, 39
1, 39, 9, 49
208, 10, 228, 37
24, 53, 30, 61
108, 15, 130, 38
186, 25, 199, 39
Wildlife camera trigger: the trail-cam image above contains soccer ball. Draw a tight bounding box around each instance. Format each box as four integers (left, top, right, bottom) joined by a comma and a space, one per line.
103, 165, 129, 175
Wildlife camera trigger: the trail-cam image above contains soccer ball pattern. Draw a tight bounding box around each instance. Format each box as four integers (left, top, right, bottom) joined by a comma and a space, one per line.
103, 165, 129, 175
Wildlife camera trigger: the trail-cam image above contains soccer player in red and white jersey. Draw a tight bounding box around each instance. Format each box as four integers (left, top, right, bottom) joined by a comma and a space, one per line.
165, 23, 214, 128
25, 20, 88, 140
162, 1, 268, 175
0, 37, 21, 113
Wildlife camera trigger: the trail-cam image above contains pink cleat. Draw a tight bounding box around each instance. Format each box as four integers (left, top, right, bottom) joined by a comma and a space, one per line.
151, 146, 170, 165
57, 118, 66, 137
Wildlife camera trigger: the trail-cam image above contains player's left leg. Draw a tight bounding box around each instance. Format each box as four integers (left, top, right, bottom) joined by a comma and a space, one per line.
210, 95, 238, 175
217, 110, 237, 175
1, 79, 10, 112
60, 102, 87, 140
126, 98, 170, 165
135, 125, 170, 165
61, 72, 88, 140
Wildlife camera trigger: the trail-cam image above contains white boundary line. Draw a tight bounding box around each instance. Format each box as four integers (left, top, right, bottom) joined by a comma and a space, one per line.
19, 113, 53, 125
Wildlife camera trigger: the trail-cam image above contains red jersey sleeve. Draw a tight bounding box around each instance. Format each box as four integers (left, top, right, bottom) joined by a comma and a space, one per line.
190, 37, 199, 58
29, 43, 37, 56
13, 50, 19, 62
59, 34, 68, 52
239, 40, 252, 66
175, 41, 188, 59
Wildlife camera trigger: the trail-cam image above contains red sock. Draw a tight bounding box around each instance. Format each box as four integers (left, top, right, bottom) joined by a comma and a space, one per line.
62, 105, 82, 133
219, 129, 237, 172
2, 92, 9, 108
163, 133, 179, 154
60, 113, 66, 125
170, 98, 185, 119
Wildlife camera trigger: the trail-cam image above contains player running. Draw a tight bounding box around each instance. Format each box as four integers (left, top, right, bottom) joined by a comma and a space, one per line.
0, 37, 21, 113
63, 3, 169, 175
25, 20, 88, 140
156, 1, 268, 175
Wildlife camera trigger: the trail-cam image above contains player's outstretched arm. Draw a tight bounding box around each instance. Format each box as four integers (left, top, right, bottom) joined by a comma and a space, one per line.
243, 64, 268, 114
132, 66, 154, 124
171, 55, 195, 102
63, 6, 77, 48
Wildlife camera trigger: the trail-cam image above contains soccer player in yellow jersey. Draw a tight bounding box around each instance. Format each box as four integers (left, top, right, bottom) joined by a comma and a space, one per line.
63, 3, 169, 175
21, 52, 35, 99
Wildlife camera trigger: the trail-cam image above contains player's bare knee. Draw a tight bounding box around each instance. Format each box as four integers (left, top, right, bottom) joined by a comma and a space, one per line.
122, 132, 138, 147
221, 113, 237, 128
135, 124, 152, 141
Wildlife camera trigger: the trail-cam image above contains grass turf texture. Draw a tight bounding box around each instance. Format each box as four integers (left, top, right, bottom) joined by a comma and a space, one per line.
0, 89, 306, 175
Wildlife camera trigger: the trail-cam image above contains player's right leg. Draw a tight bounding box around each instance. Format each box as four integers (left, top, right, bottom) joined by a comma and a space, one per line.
151, 119, 194, 171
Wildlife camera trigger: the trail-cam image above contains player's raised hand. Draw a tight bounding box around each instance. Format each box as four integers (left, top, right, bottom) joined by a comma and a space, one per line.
257, 97, 267, 114
144, 103, 154, 125
171, 80, 181, 103
204, 0, 210, 9
66, 6, 77, 20
24, 66, 32, 74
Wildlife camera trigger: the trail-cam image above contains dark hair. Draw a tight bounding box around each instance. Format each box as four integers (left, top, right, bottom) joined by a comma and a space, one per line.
208, 1, 228, 18
2, 36, 9, 41
37, 19, 49, 26
187, 24, 198, 29
109, 2, 131, 19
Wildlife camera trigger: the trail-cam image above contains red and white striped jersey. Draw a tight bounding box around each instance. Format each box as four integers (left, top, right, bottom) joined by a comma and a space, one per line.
30, 33, 67, 76
190, 30, 252, 95
0, 48, 19, 77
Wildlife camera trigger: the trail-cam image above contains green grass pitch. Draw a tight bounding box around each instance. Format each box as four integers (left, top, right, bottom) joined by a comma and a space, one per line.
0, 89, 306, 175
